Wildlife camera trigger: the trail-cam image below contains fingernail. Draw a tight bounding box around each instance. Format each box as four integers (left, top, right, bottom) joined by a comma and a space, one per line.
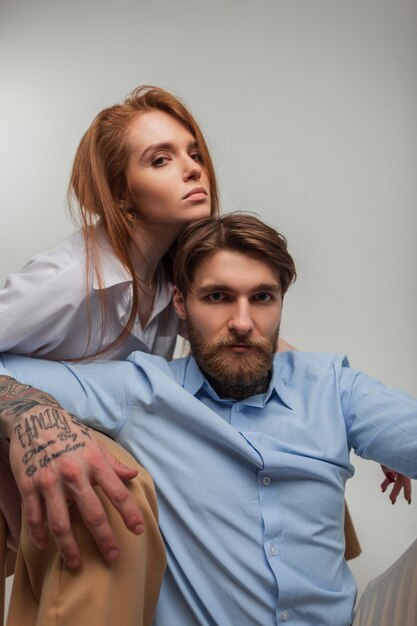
132, 523, 144, 535
107, 549, 119, 561
67, 558, 80, 569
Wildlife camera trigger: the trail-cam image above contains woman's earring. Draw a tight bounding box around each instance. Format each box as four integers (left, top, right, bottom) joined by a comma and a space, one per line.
125, 208, 137, 230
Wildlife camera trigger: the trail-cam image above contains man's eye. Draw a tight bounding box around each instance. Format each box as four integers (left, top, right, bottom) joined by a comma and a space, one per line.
207, 293, 226, 302
253, 293, 272, 303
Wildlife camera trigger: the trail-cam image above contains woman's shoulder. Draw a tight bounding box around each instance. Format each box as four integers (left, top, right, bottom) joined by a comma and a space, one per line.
15, 229, 87, 277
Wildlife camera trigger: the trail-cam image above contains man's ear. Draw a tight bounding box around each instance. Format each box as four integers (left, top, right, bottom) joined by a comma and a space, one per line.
173, 287, 187, 320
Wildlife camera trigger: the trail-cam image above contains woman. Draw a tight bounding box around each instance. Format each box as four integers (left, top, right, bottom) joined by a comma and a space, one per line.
0, 85, 218, 362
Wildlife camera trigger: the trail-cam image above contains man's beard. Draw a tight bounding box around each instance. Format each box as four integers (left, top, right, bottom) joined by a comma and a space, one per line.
188, 325, 279, 401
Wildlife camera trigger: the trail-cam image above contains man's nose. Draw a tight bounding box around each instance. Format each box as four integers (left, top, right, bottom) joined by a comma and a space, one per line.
227, 301, 254, 335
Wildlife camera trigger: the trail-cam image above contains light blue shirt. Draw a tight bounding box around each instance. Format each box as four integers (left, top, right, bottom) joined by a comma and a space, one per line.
1, 351, 417, 626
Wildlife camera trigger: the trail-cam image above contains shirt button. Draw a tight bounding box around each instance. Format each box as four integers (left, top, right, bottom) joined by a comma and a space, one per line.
236, 405, 241, 411
270, 544, 277, 557
281, 610, 289, 622
262, 476, 271, 486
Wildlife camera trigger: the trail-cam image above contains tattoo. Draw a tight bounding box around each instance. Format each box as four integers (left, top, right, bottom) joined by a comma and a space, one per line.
23, 441, 86, 477
38, 442, 86, 469
0, 376, 60, 419
0, 376, 92, 478
15, 407, 73, 448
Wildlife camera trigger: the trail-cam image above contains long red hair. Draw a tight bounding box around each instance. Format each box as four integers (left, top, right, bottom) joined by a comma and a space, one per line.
68, 85, 219, 359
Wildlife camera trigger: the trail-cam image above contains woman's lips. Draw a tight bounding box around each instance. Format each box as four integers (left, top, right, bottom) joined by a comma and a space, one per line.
183, 187, 207, 201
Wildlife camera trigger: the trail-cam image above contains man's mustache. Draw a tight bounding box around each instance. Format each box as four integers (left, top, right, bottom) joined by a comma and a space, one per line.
210, 335, 274, 351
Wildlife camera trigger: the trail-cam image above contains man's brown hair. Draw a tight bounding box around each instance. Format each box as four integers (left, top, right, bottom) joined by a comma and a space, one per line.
173, 213, 297, 295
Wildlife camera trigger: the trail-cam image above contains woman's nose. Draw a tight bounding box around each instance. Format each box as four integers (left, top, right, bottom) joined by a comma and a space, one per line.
183, 155, 202, 181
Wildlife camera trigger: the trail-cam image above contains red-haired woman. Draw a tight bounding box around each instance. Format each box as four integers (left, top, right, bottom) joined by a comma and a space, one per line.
0, 86, 219, 362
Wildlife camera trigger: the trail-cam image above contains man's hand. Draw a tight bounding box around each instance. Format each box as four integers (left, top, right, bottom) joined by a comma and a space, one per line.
380, 465, 412, 505
0, 375, 144, 568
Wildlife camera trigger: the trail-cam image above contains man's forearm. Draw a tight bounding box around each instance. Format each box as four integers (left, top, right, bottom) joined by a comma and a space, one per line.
0, 374, 92, 477
0, 374, 61, 435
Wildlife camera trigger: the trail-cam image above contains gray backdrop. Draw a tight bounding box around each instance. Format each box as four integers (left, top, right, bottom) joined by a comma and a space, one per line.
1, 0, 416, 597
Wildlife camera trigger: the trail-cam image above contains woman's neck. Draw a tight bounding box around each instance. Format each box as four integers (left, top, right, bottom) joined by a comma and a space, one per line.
129, 221, 178, 283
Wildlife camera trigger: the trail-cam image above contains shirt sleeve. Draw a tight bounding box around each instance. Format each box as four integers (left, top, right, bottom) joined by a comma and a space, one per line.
0, 353, 138, 437
340, 361, 417, 477
0, 239, 87, 356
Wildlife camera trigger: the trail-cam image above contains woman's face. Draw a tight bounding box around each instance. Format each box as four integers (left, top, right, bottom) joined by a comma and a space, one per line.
125, 110, 211, 232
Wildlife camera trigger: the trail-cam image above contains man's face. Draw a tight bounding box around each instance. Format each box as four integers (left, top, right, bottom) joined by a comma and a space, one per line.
173, 249, 283, 392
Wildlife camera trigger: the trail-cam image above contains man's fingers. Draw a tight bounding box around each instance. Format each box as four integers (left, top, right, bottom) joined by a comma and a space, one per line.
92, 462, 145, 536
104, 448, 138, 480
71, 486, 121, 561
42, 486, 81, 568
22, 491, 49, 549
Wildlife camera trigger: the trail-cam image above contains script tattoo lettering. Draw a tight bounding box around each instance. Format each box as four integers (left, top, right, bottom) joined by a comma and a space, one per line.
0, 376, 92, 478
15, 408, 73, 448
39, 442, 86, 469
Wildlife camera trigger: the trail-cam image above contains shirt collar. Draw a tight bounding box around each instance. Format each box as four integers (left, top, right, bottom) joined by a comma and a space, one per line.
182, 355, 293, 410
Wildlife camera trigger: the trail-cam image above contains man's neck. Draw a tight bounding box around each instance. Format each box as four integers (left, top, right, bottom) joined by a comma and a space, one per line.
206, 372, 272, 402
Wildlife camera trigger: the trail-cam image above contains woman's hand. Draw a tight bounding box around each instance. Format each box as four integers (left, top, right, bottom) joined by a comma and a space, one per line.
380, 465, 412, 505
1, 375, 144, 568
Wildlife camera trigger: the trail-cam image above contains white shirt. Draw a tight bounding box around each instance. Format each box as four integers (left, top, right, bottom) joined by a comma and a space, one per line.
0, 229, 179, 361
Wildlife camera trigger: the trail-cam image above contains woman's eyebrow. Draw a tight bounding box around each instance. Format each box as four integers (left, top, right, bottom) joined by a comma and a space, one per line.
140, 139, 199, 162
139, 142, 174, 161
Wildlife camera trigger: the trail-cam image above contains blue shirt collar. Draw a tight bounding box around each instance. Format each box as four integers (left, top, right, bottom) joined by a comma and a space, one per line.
182, 355, 293, 410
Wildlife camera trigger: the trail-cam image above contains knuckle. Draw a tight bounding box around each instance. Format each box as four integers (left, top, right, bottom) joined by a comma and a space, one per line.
26, 514, 43, 530
60, 461, 82, 484
37, 472, 56, 493
86, 510, 107, 529
49, 520, 70, 538
111, 486, 129, 507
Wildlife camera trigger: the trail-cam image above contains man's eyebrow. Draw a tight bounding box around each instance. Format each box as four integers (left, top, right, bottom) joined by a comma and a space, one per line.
194, 283, 281, 296
139, 139, 199, 162
194, 284, 233, 296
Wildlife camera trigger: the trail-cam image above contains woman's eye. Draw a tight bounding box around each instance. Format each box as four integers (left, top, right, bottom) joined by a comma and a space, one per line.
152, 155, 169, 167
190, 151, 203, 164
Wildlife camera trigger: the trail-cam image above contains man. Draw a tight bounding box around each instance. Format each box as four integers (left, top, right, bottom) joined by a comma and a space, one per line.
1, 214, 416, 626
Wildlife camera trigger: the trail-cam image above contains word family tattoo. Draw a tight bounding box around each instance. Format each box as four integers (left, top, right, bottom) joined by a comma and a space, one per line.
16, 407, 75, 448
0, 376, 91, 478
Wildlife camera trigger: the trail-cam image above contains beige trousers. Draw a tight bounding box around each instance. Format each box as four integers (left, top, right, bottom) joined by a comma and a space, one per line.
6, 433, 166, 626
352, 538, 417, 626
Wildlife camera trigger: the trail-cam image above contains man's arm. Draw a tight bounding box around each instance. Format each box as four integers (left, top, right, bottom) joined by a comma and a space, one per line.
0, 374, 144, 568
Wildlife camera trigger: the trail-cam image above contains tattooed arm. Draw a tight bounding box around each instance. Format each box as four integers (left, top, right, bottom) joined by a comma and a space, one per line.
0, 375, 144, 568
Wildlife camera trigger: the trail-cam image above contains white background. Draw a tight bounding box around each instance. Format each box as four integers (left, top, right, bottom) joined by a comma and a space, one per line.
1, 0, 416, 599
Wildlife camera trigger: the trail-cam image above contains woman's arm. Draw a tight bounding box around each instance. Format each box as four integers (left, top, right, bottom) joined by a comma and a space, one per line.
0, 232, 90, 359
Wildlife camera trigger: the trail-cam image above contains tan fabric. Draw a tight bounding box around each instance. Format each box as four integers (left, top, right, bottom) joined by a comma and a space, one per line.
344, 503, 362, 560
0, 440, 21, 552
353, 538, 417, 626
5, 433, 166, 626
0, 512, 6, 626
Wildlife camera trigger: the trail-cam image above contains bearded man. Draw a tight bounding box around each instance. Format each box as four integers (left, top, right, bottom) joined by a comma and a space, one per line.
1, 214, 417, 626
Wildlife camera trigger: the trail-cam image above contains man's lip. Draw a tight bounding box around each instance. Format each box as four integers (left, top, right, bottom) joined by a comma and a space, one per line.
182, 187, 207, 200
228, 344, 252, 352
